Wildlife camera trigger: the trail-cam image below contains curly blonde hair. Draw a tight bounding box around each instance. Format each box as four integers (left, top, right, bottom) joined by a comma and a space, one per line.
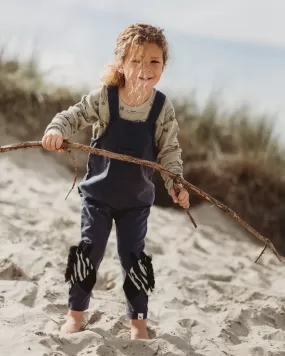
101, 23, 169, 87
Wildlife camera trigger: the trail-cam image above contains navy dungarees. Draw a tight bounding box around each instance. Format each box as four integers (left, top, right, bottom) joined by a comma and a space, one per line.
66, 86, 166, 319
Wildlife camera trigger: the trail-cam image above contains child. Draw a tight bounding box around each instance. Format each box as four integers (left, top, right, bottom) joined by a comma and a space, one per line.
42, 23, 189, 340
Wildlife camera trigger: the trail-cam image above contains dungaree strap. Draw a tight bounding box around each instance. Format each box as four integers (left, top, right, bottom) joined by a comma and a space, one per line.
147, 90, 166, 131
107, 86, 120, 122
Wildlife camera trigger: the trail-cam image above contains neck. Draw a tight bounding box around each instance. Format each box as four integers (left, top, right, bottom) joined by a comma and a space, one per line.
118, 83, 153, 106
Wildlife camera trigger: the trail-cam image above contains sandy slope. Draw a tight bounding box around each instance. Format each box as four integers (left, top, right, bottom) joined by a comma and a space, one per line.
0, 140, 285, 356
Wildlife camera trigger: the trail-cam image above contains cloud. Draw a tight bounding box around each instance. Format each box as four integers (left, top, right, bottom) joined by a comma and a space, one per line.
83, 0, 285, 48
2, 0, 285, 49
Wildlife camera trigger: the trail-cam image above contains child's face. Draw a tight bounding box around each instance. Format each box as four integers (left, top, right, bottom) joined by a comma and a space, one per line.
120, 42, 164, 92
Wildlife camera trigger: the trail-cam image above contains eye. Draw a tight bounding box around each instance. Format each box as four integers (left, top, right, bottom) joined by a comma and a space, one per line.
151, 60, 160, 63
132, 59, 140, 63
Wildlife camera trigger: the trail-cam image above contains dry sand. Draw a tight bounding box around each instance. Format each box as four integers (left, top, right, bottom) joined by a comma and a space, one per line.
0, 137, 285, 356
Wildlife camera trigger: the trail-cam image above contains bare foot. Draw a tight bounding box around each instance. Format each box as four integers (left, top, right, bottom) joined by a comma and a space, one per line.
60, 310, 85, 334
130, 319, 150, 340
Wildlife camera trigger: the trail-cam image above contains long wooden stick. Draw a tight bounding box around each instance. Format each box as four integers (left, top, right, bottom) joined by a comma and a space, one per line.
0, 140, 284, 263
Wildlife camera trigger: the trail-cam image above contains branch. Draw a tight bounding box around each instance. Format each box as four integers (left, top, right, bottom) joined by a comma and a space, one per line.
254, 239, 270, 263
64, 148, 78, 200
0, 140, 284, 263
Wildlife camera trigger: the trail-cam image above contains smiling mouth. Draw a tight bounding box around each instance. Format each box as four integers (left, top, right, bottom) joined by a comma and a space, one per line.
139, 77, 153, 81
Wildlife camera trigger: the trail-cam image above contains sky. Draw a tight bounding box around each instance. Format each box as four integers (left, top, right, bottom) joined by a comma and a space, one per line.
1, 0, 285, 137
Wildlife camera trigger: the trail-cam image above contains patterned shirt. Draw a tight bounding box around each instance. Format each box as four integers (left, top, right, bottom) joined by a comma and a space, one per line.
44, 85, 183, 192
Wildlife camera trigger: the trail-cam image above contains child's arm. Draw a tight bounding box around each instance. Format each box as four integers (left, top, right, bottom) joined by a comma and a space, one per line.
156, 97, 189, 208
44, 89, 101, 140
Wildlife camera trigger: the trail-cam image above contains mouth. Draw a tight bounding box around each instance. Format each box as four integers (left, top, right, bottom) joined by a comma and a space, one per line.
138, 77, 153, 81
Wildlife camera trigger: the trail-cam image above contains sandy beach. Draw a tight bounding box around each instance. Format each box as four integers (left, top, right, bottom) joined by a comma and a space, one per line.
0, 138, 284, 356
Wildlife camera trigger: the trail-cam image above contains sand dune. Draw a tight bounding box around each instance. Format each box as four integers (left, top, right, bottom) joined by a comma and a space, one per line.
0, 140, 284, 356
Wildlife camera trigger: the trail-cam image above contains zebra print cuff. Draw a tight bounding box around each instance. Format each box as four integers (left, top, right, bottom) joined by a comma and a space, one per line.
64, 244, 96, 293
123, 252, 155, 300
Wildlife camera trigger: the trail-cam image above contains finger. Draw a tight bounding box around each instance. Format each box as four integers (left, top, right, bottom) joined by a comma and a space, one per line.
179, 196, 189, 206
42, 135, 50, 148
41, 136, 47, 149
180, 201, 188, 209
178, 189, 186, 198
181, 202, 190, 209
55, 136, 63, 149
50, 136, 57, 150
44, 135, 52, 150
180, 200, 188, 208
178, 193, 188, 203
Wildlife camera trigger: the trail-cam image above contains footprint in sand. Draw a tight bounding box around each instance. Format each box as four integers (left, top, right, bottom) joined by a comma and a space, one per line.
0, 259, 29, 280
250, 346, 267, 356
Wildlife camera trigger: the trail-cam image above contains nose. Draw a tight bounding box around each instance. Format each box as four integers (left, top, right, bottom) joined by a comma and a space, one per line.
141, 63, 151, 76
141, 59, 151, 71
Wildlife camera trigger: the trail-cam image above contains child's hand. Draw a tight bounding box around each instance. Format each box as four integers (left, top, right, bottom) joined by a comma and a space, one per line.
42, 130, 64, 152
169, 186, 190, 209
